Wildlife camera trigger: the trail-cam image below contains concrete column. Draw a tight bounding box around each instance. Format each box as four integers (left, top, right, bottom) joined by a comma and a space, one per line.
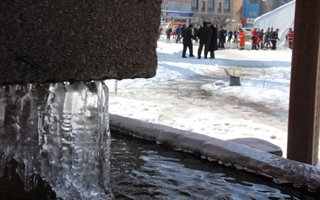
287, 0, 320, 165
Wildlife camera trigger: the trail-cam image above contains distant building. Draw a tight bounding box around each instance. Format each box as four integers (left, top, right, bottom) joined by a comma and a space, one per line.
191, 0, 233, 26
232, 0, 243, 26
242, 0, 260, 26
161, 0, 193, 24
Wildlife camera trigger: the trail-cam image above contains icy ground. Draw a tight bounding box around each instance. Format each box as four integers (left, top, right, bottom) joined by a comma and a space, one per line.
105, 37, 320, 167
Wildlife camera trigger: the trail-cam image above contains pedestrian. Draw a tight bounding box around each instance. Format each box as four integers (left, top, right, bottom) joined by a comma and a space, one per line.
258, 29, 264, 49
166, 25, 172, 40
209, 23, 218, 59
251, 28, 258, 50
158, 26, 163, 40
218, 26, 225, 48
193, 26, 199, 42
197, 22, 212, 59
270, 28, 280, 50
286, 28, 294, 49
175, 25, 182, 43
238, 28, 246, 50
233, 30, 238, 43
172, 26, 177, 40
227, 30, 233, 43
264, 27, 273, 48
182, 24, 196, 58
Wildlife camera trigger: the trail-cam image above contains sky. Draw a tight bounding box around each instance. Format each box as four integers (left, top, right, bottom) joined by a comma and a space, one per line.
104, 37, 319, 167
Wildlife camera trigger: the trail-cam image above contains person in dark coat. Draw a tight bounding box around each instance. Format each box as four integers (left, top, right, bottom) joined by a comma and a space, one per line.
209, 24, 218, 59
218, 26, 225, 48
197, 22, 212, 59
270, 29, 280, 50
182, 24, 195, 58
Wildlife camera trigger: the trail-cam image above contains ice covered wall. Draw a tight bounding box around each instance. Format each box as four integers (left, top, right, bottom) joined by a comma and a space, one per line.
0, 81, 111, 199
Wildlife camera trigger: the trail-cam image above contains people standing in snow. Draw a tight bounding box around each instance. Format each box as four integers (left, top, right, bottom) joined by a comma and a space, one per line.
175, 25, 183, 43
158, 26, 163, 40
233, 30, 238, 44
270, 28, 280, 50
166, 26, 172, 40
258, 29, 264, 49
192, 26, 199, 42
227, 30, 233, 43
182, 24, 196, 58
197, 22, 212, 59
251, 28, 259, 50
264, 27, 273, 48
209, 23, 218, 59
218, 26, 225, 48
238, 28, 246, 50
172, 26, 177, 40
286, 28, 294, 49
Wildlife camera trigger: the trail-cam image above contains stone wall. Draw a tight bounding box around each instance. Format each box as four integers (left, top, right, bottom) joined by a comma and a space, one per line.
0, 0, 162, 85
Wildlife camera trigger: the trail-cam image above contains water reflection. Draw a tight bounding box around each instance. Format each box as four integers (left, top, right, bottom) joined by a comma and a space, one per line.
0, 133, 317, 200
111, 134, 316, 200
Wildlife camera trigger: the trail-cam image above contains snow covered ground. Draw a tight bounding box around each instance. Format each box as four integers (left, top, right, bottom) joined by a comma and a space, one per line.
105, 37, 319, 165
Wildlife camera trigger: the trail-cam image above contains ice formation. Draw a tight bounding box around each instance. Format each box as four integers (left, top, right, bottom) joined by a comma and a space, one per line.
0, 81, 111, 199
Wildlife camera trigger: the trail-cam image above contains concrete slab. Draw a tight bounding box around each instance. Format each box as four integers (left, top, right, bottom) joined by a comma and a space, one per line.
227, 138, 283, 156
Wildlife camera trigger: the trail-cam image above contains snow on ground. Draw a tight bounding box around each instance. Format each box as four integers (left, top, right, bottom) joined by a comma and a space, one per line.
105, 37, 309, 161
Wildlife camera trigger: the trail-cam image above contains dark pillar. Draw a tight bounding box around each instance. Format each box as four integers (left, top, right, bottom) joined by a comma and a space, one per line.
287, 0, 320, 165
0, 0, 162, 85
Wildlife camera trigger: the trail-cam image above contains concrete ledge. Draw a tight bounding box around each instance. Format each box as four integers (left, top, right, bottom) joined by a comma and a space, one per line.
227, 138, 283, 157
110, 114, 320, 193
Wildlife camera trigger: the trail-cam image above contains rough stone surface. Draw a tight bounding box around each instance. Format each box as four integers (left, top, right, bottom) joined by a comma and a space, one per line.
0, 0, 162, 85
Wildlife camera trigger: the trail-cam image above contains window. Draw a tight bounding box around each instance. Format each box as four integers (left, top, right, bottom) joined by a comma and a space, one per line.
201, 1, 206, 12
168, 2, 192, 12
192, 0, 199, 11
250, 0, 258, 3
218, 2, 222, 12
208, 0, 214, 11
224, 0, 231, 12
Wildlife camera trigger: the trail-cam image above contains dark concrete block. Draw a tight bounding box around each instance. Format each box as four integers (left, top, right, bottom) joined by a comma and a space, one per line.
229, 76, 241, 86
0, 0, 162, 85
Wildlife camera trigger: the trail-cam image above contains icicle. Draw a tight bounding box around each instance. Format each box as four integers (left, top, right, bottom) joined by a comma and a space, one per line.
0, 81, 112, 200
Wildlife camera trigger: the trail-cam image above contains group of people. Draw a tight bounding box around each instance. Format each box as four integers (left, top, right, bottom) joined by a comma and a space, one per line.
181, 22, 218, 59
250, 27, 281, 50
160, 23, 294, 59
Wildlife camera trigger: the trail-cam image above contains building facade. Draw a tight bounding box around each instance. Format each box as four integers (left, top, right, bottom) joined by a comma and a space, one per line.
191, 0, 233, 26
161, 0, 193, 23
232, 0, 243, 27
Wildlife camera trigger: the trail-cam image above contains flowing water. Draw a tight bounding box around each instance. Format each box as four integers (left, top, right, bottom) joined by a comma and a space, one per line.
0, 82, 317, 199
